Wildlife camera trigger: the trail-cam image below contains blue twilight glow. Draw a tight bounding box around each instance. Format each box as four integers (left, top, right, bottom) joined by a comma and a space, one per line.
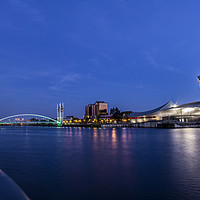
0, 0, 200, 118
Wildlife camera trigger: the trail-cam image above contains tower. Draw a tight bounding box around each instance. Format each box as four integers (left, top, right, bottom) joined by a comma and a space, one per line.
57, 103, 64, 125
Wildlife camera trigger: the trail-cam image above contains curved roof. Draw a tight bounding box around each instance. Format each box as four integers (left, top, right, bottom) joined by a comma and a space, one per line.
129, 101, 174, 117
177, 101, 200, 108
129, 100, 200, 118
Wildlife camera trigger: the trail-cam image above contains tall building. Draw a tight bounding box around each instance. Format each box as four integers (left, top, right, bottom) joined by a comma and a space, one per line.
57, 103, 64, 124
94, 101, 108, 116
85, 101, 108, 118
85, 104, 96, 119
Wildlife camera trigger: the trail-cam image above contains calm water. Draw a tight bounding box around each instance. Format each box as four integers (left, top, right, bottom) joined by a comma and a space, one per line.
0, 127, 200, 200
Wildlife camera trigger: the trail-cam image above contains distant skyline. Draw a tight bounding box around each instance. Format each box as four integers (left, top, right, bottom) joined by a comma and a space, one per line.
1, 0, 200, 118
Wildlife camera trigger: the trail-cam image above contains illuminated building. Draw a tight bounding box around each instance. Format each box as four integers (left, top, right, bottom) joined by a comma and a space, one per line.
85, 104, 96, 119
94, 101, 108, 116
85, 101, 108, 118
129, 101, 200, 127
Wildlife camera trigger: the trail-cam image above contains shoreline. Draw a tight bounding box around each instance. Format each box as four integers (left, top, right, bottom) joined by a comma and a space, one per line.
1, 122, 200, 128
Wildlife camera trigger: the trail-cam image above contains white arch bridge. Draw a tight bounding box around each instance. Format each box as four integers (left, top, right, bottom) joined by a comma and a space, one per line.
0, 114, 61, 126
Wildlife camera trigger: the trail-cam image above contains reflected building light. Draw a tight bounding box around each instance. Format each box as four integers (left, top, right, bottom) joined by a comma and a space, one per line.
171, 129, 198, 164
111, 128, 117, 149
121, 128, 128, 144
92, 128, 99, 148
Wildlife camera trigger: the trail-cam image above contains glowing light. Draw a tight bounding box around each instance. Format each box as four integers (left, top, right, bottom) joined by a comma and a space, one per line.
182, 107, 195, 113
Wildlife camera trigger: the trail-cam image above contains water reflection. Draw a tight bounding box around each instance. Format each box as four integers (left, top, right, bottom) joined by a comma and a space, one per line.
93, 127, 98, 144
91, 128, 119, 151
111, 128, 117, 149
1, 127, 200, 200
171, 129, 198, 160
169, 128, 200, 198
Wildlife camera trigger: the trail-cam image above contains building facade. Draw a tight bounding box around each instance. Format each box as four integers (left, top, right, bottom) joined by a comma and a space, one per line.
85, 101, 108, 118
128, 101, 200, 127
85, 104, 96, 118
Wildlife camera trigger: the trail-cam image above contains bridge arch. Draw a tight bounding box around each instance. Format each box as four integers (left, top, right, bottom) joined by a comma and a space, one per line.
0, 114, 60, 124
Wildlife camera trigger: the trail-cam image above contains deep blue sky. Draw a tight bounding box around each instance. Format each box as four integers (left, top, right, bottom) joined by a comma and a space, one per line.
0, 0, 200, 118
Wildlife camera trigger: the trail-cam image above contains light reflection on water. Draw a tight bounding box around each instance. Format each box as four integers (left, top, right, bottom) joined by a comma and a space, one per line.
0, 127, 200, 200
111, 128, 117, 149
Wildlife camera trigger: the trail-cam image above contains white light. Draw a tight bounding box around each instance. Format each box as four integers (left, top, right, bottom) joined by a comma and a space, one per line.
182, 107, 195, 113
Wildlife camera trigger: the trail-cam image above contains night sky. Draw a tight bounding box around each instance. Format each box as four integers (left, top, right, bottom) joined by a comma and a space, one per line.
0, 0, 200, 118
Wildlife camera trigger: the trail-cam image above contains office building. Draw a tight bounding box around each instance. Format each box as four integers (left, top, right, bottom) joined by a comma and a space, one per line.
85, 101, 108, 118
